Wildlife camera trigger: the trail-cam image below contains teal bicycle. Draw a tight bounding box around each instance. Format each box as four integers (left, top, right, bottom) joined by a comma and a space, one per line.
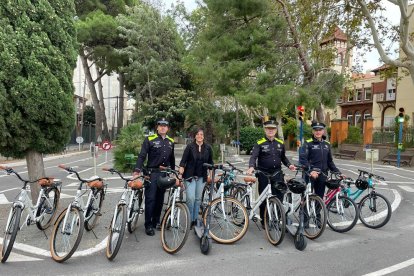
342, 169, 391, 229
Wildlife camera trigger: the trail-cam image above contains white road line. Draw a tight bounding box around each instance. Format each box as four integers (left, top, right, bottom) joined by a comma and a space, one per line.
7, 252, 44, 262
362, 258, 414, 276
0, 187, 20, 194
387, 181, 414, 184
398, 185, 414, 192
0, 193, 11, 205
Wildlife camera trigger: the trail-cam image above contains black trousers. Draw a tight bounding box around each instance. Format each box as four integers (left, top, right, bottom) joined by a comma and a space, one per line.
144, 172, 166, 228
306, 172, 327, 199
257, 172, 284, 224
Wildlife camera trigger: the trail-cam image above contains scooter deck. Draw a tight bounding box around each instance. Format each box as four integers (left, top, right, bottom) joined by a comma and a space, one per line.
194, 218, 205, 238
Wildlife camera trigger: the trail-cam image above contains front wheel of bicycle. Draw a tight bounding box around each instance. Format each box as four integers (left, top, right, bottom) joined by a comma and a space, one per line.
359, 192, 391, 229
303, 195, 327, 240
106, 204, 127, 261
36, 187, 60, 230
127, 190, 143, 234
84, 189, 104, 231
50, 207, 84, 263
200, 183, 217, 214
161, 202, 190, 254
1, 206, 22, 263
205, 197, 249, 244
264, 197, 286, 246
327, 196, 359, 233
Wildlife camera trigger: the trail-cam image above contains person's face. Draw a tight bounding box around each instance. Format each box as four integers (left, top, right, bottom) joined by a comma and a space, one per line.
264, 127, 277, 137
157, 124, 169, 135
312, 128, 324, 138
195, 130, 204, 143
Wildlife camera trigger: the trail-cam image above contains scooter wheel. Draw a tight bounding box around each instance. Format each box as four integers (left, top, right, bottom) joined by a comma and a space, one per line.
294, 233, 307, 251
200, 235, 210, 255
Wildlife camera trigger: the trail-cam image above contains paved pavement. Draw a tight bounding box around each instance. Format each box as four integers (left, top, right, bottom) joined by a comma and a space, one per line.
0, 147, 413, 275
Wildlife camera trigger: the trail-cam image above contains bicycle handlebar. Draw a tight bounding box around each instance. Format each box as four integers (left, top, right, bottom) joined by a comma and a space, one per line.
58, 164, 102, 183
358, 169, 385, 181
226, 161, 244, 173
254, 169, 283, 179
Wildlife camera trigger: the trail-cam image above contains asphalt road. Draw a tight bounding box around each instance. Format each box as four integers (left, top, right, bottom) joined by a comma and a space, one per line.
0, 148, 413, 276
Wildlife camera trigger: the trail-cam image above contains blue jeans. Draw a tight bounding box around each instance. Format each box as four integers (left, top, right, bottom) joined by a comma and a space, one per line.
185, 177, 204, 222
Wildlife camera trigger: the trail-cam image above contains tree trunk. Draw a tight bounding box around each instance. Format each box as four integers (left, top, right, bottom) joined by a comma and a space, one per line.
147, 70, 153, 102
235, 99, 240, 155
80, 50, 103, 142
315, 103, 325, 124
276, 114, 284, 140
118, 73, 125, 136
96, 69, 110, 140
26, 150, 45, 204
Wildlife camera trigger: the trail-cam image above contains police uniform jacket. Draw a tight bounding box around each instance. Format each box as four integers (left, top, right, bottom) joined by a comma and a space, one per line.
249, 137, 291, 172
299, 136, 340, 173
135, 133, 175, 173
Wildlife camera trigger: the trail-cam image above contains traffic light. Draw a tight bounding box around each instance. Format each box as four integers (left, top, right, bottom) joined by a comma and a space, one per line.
297, 106, 305, 121
398, 107, 405, 123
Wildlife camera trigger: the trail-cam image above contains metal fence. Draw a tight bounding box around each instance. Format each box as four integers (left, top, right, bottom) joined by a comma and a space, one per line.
372, 126, 414, 146
69, 125, 96, 144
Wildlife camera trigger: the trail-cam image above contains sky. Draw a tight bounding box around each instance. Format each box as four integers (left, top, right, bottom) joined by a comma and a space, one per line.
163, 0, 402, 72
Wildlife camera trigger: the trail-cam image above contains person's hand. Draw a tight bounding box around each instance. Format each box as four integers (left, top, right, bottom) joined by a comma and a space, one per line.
178, 166, 184, 175
133, 171, 141, 179
310, 171, 319, 179
246, 167, 254, 175
340, 173, 346, 179
288, 164, 296, 171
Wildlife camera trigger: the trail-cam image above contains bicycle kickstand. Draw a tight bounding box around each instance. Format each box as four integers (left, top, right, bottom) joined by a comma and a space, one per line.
91, 228, 99, 239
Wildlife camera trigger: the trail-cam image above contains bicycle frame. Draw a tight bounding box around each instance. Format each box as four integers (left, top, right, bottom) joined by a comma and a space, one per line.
166, 186, 182, 228
242, 183, 278, 221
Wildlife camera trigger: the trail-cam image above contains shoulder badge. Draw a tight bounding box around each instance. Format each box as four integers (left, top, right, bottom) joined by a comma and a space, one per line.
257, 138, 267, 145
275, 138, 284, 144
148, 134, 158, 141
166, 135, 174, 143
306, 138, 313, 143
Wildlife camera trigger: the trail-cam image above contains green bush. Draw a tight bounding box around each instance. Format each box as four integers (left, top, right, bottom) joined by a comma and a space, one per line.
211, 144, 221, 163
239, 127, 263, 155
344, 126, 363, 144
113, 123, 145, 172
282, 118, 312, 141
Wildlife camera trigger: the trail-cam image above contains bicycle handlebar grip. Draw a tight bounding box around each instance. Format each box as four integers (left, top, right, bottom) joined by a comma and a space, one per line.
102, 167, 111, 172
0, 165, 9, 170
58, 164, 67, 170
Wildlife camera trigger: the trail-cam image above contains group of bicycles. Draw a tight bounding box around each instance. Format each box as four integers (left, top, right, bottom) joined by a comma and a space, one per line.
0, 161, 392, 263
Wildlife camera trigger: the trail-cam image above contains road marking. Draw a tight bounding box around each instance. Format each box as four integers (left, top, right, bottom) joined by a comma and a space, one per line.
0, 187, 20, 194
398, 185, 414, 192
387, 181, 414, 184
362, 257, 414, 276
0, 193, 11, 205
7, 252, 44, 262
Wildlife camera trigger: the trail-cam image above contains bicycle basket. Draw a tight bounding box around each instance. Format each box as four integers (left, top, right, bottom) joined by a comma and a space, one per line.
157, 175, 176, 189
287, 177, 307, 194
325, 179, 341, 190
355, 178, 369, 190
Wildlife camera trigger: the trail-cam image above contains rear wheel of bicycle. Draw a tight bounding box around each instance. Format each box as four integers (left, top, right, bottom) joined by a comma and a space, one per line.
161, 202, 190, 254
36, 187, 60, 230
84, 189, 104, 231
327, 196, 359, 233
205, 197, 249, 244
106, 204, 127, 261
359, 192, 391, 229
127, 190, 143, 233
200, 184, 217, 214
303, 195, 327, 240
1, 206, 22, 263
50, 207, 84, 263
264, 197, 286, 246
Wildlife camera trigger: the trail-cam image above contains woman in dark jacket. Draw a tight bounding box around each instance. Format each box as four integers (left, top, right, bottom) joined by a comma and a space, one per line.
179, 128, 213, 227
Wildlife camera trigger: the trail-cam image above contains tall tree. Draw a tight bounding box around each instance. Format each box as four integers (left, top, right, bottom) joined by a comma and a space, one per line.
0, 0, 77, 199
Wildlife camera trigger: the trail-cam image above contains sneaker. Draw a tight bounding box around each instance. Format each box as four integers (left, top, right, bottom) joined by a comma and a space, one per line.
145, 227, 155, 236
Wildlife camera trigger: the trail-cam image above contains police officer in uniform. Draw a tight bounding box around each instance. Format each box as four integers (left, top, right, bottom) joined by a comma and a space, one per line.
299, 122, 343, 198
247, 119, 295, 228
134, 118, 175, 236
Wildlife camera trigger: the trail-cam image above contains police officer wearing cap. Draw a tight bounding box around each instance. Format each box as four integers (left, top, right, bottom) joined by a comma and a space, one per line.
299, 121, 342, 198
247, 119, 295, 228
134, 118, 175, 236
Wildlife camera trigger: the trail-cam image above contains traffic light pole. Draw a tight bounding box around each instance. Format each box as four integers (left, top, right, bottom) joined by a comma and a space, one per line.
397, 120, 403, 167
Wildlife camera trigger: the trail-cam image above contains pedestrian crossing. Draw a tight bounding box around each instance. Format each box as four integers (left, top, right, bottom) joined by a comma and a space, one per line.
0, 193, 10, 204
398, 185, 414, 193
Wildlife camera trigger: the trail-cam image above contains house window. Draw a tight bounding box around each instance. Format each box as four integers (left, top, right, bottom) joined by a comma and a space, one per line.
348, 93, 354, 102
355, 111, 362, 127
347, 111, 353, 126
356, 89, 362, 101
363, 113, 371, 119
364, 88, 372, 100
335, 53, 342, 65
386, 89, 396, 101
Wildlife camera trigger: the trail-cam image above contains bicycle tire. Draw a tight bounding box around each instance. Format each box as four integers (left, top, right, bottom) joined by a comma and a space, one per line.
50, 207, 84, 263
161, 202, 190, 254
303, 195, 327, 240
327, 196, 359, 233
1, 206, 22, 263
84, 188, 104, 231
200, 184, 217, 214
127, 190, 143, 233
359, 192, 392, 229
106, 204, 127, 261
264, 197, 286, 246
36, 187, 60, 230
204, 197, 249, 244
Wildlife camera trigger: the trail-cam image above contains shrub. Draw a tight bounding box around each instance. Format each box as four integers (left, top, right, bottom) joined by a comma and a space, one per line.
344, 126, 363, 144
239, 127, 263, 154
113, 123, 145, 172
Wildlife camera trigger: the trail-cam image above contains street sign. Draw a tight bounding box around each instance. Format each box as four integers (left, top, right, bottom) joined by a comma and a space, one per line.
101, 141, 112, 151
76, 136, 84, 144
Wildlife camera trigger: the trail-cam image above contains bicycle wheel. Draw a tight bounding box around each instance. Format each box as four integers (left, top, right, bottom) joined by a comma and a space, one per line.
1, 206, 22, 263
264, 197, 286, 246
106, 204, 127, 261
200, 184, 216, 214
84, 189, 104, 231
303, 195, 327, 240
359, 192, 391, 229
161, 202, 190, 254
327, 196, 359, 233
127, 190, 143, 233
205, 197, 249, 244
36, 187, 60, 230
50, 207, 84, 263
